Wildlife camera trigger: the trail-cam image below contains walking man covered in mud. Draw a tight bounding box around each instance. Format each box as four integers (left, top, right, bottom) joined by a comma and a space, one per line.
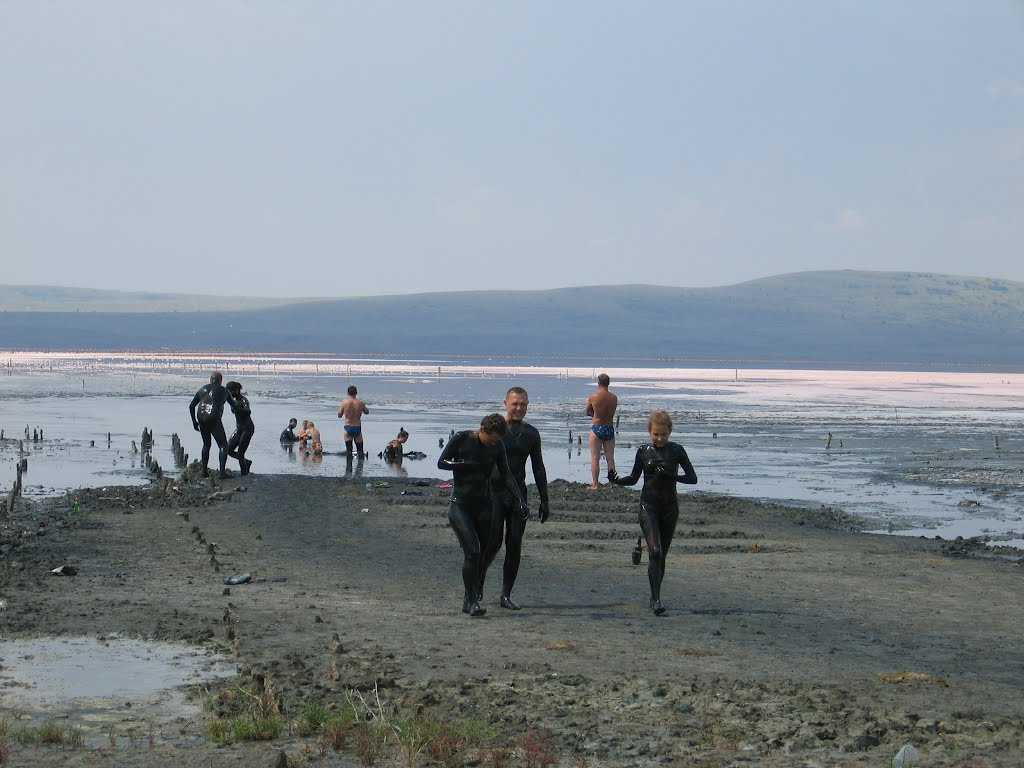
587, 373, 618, 489
438, 414, 527, 617
338, 385, 369, 458
480, 387, 550, 610
188, 371, 233, 479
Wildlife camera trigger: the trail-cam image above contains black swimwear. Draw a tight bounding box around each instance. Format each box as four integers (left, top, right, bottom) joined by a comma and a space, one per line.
612, 442, 697, 610
227, 394, 255, 473
482, 421, 549, 600
438, 431, 526, 614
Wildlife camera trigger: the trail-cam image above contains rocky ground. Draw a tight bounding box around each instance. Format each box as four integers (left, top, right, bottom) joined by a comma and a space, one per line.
2, 470, 1024, 767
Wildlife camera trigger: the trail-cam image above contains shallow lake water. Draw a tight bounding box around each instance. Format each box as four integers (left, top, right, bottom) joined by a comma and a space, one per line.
2, 352, 1024, 543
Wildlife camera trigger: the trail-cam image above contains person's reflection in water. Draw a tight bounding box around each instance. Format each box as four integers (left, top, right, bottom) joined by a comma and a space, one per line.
282, 442, 297, 463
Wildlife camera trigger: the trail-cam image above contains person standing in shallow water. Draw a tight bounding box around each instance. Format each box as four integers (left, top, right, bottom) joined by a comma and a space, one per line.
586, 373, 618, 489
610, 410, 697, 615
438, 414, 527, 617
338, 385, 369, 458
480, 387, 550, 610
225, 381, 254, 475
188, 371, 233, 479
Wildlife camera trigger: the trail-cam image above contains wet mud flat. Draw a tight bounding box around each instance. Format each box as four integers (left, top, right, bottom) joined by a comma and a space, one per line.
2, 474, 1024, 767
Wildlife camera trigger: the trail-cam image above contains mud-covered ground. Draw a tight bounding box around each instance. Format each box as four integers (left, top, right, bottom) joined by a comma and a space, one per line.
2, 472, 1024, 767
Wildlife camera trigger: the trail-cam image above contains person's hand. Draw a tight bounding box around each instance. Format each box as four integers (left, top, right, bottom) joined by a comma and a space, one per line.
192, 421, 200, 432
607, 469, 618, 483
538, 501, 550, 523
519, 502, 530, 523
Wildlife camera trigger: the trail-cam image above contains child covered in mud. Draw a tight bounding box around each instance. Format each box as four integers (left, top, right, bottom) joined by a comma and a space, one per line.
610, 410, 697, 615
225, 381, 255, 475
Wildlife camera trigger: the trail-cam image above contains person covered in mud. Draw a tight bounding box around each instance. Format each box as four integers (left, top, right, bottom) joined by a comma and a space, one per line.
225, 381, 255, 475
188, 371, 233, 478
586, 373, 618, 489
480, 386, 550, 610
610, 410, 697, 615
438, 414, 528, 617
381, 427, 410, 462
279, 418, 298, 443
338, 385, 369, 458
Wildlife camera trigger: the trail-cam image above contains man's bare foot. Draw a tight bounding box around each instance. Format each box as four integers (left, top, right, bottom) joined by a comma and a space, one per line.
588, 484, 600, 491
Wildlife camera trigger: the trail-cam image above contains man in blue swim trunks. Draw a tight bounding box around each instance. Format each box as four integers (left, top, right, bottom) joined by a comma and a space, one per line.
338, 385, 370, 458
586, 373, 618, 489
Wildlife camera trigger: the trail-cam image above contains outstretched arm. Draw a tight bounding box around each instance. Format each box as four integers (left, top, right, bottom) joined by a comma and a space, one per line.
611, 448, 644, 486
529, 433, 550, 521
676, 446, 698, 484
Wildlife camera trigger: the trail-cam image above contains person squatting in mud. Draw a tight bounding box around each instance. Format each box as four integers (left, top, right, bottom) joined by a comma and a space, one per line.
188, 371, 235, 479
479, 387, 550, 610
225, 381, 255, 475
610, 409, 697, 615
438, 414, 528, 617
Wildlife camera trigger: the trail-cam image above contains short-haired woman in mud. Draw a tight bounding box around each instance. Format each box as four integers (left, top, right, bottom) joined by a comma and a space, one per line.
438, 414, 528, 617
610, 410, 697, 615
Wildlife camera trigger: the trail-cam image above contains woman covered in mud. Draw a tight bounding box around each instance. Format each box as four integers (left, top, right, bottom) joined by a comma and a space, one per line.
225, 381, 254, 476
438, 414, 528, 617
610, 410, 697, 615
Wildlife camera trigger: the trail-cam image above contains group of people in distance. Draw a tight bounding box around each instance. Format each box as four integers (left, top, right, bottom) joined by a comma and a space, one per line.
437, 373, 698, 618
276, 386, 370, 459
189, 370, 699, 617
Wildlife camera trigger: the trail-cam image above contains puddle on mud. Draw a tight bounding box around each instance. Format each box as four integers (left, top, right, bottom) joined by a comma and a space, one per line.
0, 636, 235, 737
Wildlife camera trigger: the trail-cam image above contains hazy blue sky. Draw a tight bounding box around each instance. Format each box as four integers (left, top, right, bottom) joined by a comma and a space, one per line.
2, 2, 1022, 297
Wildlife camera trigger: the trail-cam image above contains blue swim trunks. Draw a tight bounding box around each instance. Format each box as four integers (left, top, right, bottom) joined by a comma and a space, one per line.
344, 425, 362, 438
591, 424, 615, 441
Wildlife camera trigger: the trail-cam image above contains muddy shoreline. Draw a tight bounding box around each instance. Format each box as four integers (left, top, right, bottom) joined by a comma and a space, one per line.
3, 472, 1024, 766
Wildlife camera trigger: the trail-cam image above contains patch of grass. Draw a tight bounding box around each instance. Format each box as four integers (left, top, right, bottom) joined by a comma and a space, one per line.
394, 716, 442, 767
9, 721, 83, 748
352, 721, 390, 767
454, 716, 498, 746
518, 729, 558, 768
207, 715, 285, 745
294, 701, 330, 737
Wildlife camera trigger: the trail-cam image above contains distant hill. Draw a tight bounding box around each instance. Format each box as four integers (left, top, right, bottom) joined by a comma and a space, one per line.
2, 271, 1024, 367
0, 284, 319, 313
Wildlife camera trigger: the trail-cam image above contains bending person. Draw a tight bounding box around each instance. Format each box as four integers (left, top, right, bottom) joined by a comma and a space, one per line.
188, 371, 231, 478
438, 414, 527, 617
480, 387, 550, 610
610, 410, 697, 615
225, 381, 255, 475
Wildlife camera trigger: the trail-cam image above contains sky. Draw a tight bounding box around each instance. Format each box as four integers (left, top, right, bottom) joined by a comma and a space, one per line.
1, 2, 1022, 297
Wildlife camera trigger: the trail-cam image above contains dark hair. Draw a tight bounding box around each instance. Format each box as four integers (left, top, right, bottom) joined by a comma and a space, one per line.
226, 380, 242, 393
479, 413, 507, 435
211, 370, 224, 384
397, 427, 409, 438
347, 385, 358, 396
288, 417, 297, 426
597, 373, 610, 387
506, 386, 528, 399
